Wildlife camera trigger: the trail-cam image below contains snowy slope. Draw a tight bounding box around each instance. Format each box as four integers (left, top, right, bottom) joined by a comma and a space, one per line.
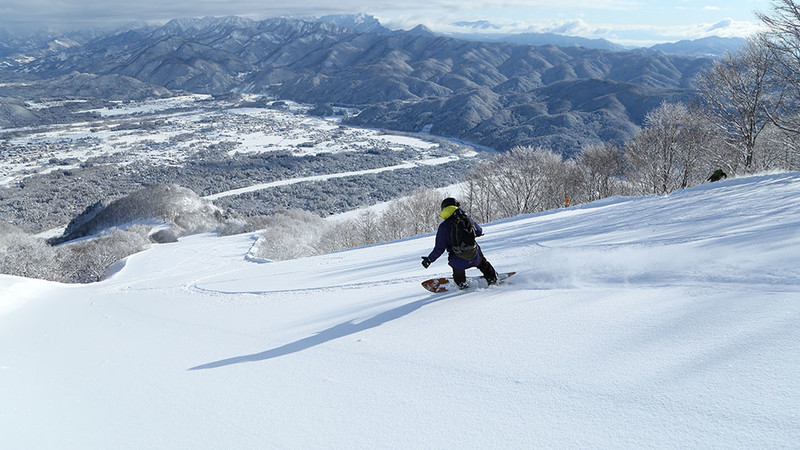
2, 173, 799, 448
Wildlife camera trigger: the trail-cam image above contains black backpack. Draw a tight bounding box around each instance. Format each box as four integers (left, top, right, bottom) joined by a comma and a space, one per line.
450, 209, 479, 260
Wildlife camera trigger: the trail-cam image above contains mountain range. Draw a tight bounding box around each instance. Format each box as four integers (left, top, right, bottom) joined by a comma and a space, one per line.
0, 15, 730, 153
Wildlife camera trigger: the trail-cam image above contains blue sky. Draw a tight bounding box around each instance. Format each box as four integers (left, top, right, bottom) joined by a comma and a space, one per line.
378, 0, 770, 46
0, 0, 772, 46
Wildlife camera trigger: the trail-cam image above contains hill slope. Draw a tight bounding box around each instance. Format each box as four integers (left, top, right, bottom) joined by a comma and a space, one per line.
1, 173, 799, 448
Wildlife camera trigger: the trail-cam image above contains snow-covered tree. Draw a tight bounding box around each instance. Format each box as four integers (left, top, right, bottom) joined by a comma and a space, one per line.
696, 40, 781, 173
576, 142, 627, 202
625, 102, 718, 195
463, 146, 568, 221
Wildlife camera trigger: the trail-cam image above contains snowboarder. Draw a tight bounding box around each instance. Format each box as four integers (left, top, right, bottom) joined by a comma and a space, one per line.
707, 169, 728, 182
421, 197, 498, 289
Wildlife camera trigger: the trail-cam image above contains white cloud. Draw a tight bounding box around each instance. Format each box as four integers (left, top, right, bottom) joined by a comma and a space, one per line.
708, 18, 735, 32
385, 12, 760, 47
0, 0, 763, 46
0, 0, 652, 31
593, 17, 763, 47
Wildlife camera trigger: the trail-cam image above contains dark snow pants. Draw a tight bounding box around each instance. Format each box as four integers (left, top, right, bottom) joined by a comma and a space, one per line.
452, 254, 497, 287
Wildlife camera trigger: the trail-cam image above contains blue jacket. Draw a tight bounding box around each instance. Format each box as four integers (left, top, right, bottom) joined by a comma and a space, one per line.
427, 213, 484, 270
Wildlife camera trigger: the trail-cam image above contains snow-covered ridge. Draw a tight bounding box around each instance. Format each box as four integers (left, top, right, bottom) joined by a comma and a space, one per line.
1, 172, 798, 448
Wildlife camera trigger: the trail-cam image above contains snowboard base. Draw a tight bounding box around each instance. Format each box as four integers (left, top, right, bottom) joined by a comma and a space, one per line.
421, 272, 515, 293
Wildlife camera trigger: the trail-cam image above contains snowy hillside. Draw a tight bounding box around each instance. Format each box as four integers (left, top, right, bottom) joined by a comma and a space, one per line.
2, 173, 799, 448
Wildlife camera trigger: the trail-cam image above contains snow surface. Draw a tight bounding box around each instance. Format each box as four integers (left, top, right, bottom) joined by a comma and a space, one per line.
2, 173, 799, 448
77, 94, 213, 117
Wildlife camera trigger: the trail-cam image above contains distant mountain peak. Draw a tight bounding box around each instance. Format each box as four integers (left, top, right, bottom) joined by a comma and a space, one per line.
407, 24, 436, 36
316, 13, 389, 34
451, 20, 502, 31
162, 16, 256, 33
648, 36, 747, 57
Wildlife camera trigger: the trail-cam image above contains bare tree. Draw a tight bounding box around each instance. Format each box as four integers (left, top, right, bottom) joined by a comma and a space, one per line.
625, 126, 664, 195
382, 189, 442, 238
530, 148, 570, 212
463, 146, 567, 221
754, 122, 800, 170
677, 107, 721, 186
556, 158, 584, 207
463, 161, 497, 223
695, 40, 781, 173
758, 0, 800, 132
250, 210, 327, 260
577, 142, 627, 201
317, 220, 359, 254
354, 210, 381, 247
484, 146, 543, 218
624, 102, 718, 195
0, 230, 60, 281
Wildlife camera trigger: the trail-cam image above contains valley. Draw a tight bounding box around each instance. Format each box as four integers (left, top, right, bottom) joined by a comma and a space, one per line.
0, 94, 484, 233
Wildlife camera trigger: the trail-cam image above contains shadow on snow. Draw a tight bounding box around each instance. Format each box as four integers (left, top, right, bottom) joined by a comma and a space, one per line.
189, 294, 447, 370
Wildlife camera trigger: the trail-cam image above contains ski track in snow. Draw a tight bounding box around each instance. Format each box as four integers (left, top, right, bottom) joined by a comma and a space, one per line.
191, 274, 429, 296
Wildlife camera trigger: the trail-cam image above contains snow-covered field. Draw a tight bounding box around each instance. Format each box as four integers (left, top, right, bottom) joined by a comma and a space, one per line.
2, 173, 799, 448
1, 96, 471, 187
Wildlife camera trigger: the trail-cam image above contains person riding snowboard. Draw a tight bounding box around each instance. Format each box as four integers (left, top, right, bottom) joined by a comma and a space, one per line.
707, 169, 728, 182
421, 197, 498, 289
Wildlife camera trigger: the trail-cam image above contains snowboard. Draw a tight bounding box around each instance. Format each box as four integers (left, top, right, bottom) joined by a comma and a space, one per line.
421, 272, 515, 293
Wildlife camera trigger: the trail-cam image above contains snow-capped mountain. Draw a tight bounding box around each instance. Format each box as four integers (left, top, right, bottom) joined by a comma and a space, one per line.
649, 36, 748, 57
317, 13, 390, 34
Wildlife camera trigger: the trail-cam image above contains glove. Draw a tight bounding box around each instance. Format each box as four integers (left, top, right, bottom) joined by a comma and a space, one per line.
421, 257, 431, 269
